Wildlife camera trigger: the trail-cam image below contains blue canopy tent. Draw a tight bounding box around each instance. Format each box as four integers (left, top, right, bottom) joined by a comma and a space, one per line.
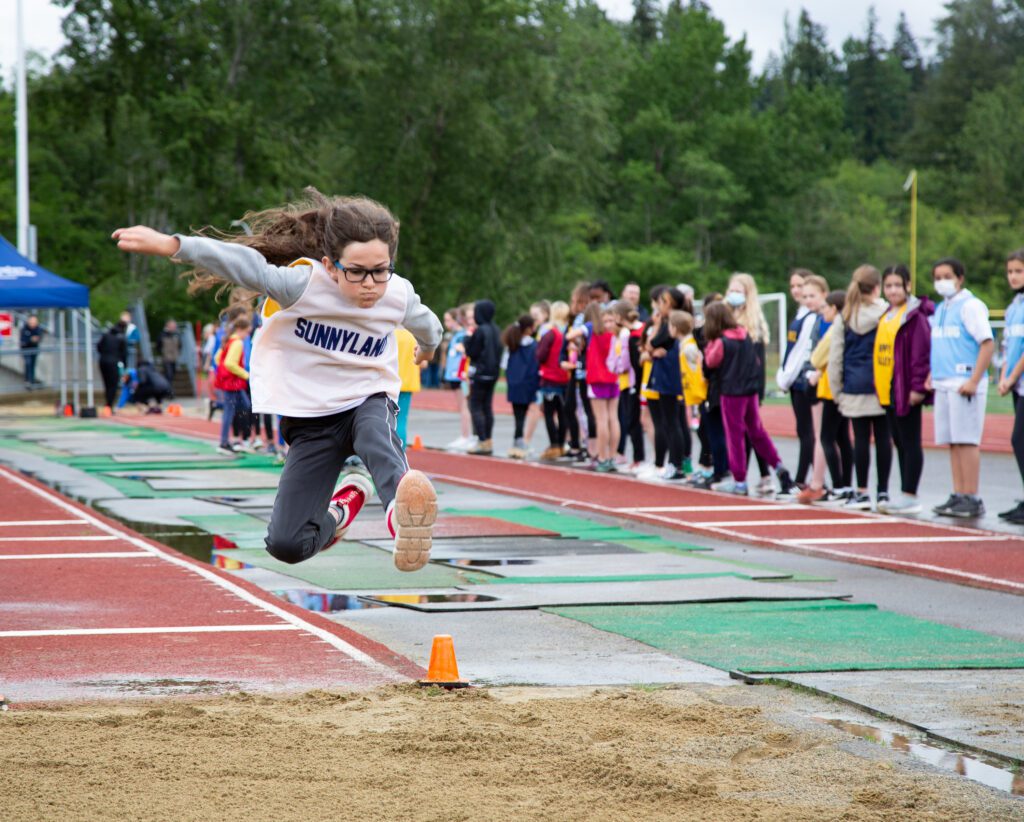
0, 235, 89, 307
0, 235, 94, 410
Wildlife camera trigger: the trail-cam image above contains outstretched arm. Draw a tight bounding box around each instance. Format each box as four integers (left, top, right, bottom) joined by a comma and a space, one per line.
112, 226, 310, 308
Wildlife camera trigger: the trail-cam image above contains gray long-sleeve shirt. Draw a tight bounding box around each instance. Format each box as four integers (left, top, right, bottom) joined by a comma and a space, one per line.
173, 235, 442, 354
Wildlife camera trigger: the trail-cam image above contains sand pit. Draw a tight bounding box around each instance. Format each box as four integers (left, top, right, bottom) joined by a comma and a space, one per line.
3, 685, 1018, 821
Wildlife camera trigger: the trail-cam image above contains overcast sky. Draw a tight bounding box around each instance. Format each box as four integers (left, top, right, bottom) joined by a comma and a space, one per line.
1, 0, 945, 78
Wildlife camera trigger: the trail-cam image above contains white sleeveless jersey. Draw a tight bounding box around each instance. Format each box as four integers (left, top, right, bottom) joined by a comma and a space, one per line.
251, 259, 408, 417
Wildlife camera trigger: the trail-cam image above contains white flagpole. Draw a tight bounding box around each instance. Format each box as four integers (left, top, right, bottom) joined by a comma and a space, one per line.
15, 0, 30, 257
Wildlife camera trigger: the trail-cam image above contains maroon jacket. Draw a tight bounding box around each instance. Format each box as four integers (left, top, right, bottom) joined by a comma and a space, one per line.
890, 295, 934, 417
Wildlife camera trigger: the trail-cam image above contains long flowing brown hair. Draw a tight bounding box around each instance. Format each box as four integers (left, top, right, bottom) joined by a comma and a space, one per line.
184, 187, 400, 297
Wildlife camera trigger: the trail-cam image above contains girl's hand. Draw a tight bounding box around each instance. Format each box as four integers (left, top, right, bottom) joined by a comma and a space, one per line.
924, 374, 933, 392
560, 361, 574, 371
958, 379, 979, 397
651, 348, 667, 359
909, 390, 925, 406
111, 226, 180, 257
998, 377, 1012, 396
807, 371, 819, 387
413, 346, 432, 365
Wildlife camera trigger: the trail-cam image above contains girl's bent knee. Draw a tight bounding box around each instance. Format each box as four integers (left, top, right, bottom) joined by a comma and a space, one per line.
264, 533, 316, 565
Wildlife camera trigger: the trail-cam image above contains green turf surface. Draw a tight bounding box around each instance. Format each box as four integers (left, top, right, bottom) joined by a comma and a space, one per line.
224, 543, 483, 589
481, 572, 749, 584
545, 600, 1024, 673
442, 506, 710, 552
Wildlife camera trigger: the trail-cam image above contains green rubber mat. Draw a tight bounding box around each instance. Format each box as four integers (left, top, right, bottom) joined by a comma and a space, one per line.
545, 600, 1024, 673
482, 572, 749, 585
442, 506, 709, 551
222, 543, 483, 589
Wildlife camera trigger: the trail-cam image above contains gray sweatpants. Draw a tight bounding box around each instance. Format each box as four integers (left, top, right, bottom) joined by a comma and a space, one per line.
265, 393, 408, 564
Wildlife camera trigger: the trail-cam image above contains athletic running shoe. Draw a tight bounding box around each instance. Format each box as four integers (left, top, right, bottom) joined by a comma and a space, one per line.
998, 501, 1024, 520
944, 496, 985, 518
932, 494, 962, 515
844, 492, 872, 510
875, 491, 890, 512
596, 459, 618, 473
446, 436, 471, 451
879, 495, 922, 515
776, 468, 796, 497
326, 472, 374, 545
712, 478, 748, 496
1003, 506, 1024, 524
387, 469, 438, 572
217, 442, 239, 455
797, 486, 827, 504
507, 446, 527, 460
813, 488, 846, 506
755, 476, 776, 496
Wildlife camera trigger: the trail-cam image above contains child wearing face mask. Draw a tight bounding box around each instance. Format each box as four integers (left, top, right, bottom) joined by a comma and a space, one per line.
998, 250, 1024, 523
928, 258, 994, 519
112, 189, 443, 572
725, 273, 774, 494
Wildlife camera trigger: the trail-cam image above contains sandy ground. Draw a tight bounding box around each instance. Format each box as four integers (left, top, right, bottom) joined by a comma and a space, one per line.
4, 685, 1021, 822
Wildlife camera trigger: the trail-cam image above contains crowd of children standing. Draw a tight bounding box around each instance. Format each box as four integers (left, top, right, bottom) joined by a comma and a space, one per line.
438, 252, 1024, 520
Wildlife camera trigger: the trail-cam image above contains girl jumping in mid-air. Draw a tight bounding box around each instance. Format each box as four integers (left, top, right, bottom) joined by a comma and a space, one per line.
113, 189, 443, 571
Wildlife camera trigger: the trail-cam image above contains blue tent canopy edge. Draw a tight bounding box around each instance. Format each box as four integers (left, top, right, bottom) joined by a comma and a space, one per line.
0, 234, 89, 308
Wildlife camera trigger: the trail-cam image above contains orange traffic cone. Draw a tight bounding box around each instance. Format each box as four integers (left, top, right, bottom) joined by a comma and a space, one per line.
418, 634, 469, 689
100, 406, 113, 418
167, 403, 182, 416
62, 404, 74, 417
411, 434, 424, 451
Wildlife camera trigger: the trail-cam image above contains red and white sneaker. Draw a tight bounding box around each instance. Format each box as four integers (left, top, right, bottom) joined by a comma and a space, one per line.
386, 470, 437, 572
323, 472, 374, 550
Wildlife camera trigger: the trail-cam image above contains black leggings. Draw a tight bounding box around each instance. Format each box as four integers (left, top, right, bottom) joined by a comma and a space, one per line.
1014, 394, 1024, 487
99, 359, 120, 407
564, 374, 596, 450
616, 390, 645, 461
820, 400, 853, 489
512, 403, 530, 440
851, 414, 892, 493
678, 404, 692, 460
790, 388, 817, 484
650, 395, 685, 468
542, 390, 565, 447
469, 379, 496, 440
887, 404, 923, 495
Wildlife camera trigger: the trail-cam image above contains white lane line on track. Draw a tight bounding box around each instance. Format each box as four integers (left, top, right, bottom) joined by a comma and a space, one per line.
421, 469, 1024, 591
0, 552, 150, 560
614, 505, 805, 513
0, 535, 121, 542
0, 624, 301, 638
0, 467, 399, 678
785, 536, 1014, 544
691, 518, 892, 528
0, 519, 88, 527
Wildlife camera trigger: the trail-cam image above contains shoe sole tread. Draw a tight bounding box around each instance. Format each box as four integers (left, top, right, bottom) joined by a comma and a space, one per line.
393, 470, 437, 572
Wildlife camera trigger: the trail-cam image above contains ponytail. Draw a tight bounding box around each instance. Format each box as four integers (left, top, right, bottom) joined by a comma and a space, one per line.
842, 265, 881, 324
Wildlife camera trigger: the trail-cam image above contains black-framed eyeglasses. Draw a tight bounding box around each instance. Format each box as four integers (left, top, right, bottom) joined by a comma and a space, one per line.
333, 261, 395, 284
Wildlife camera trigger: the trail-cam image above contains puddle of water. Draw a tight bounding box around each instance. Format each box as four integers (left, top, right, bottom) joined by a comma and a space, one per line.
273, 590, 388, 612
370, 593, 499, 605
816, 717, 1024, 796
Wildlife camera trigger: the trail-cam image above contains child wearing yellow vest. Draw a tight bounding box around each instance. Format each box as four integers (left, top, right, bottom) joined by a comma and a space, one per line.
396, 327, 426, 449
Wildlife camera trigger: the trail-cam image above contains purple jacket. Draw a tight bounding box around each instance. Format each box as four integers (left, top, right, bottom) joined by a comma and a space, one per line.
891, 295, 934, 417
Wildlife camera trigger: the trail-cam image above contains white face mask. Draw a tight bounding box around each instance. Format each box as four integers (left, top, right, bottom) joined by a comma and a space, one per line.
934, 279, 957, 299
725, 291, 746, 308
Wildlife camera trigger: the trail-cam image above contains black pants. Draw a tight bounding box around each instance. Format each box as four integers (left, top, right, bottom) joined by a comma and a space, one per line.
512, 402, 530, 440
820, 399, 853, 489
23, 352, 38, 384
564, 374, 596, 450
469, 379, 496, 440
233, 386, 253, 438
1014, 394, 1024, 488
542, 389, 565, 447
679, 404, 692, 460
697, 409, 711, 468
617, 389, 645, 461
851, 414, 892, 493
790, 388, 817, 485
647, 398, 666, 467
99, 359, 120, 407
267, 394, 407, 564
887, 404, 924, 495
651, 394, 684, 468
704, 404, 729, 477
162, 361, 176, 395
745, 439, 769, 478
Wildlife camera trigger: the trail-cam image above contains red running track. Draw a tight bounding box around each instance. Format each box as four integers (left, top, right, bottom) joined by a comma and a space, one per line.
407, 449, 1024, 596
115, 412, 1024, 593
412, 388, 1015, 455
0, 466, 423, 703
